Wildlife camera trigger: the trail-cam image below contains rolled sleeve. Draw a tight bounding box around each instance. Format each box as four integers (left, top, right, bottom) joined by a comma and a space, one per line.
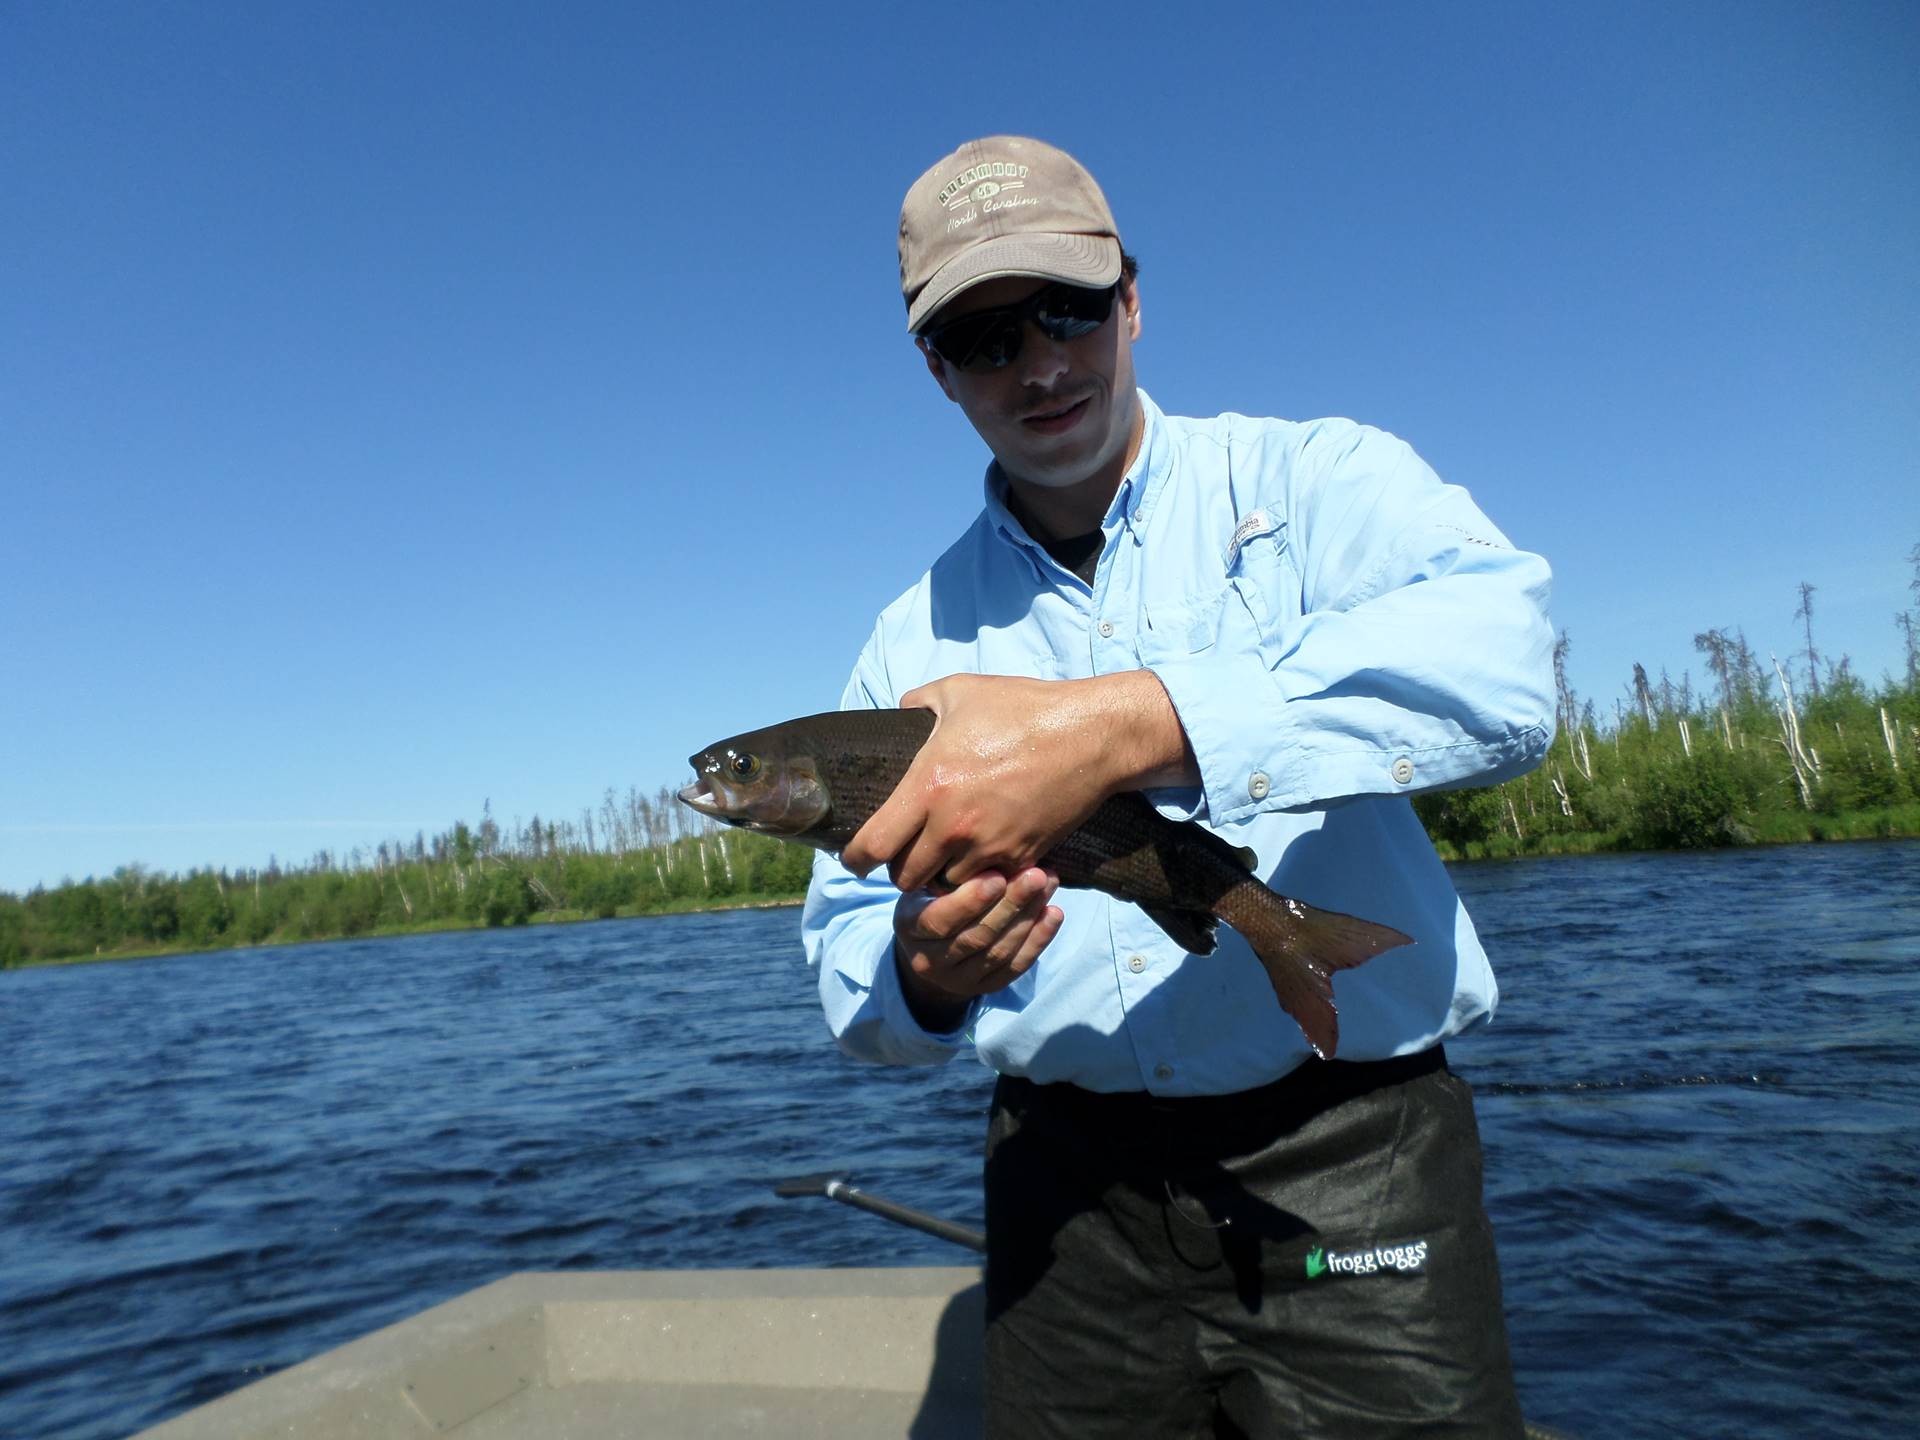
1149, 429, 1555, 823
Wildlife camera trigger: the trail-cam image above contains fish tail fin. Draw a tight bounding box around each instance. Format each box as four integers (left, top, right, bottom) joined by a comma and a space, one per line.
1215, 883, 1410, 1060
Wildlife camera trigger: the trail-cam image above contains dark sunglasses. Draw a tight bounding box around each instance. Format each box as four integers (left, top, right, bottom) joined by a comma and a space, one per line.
919, 281, 1119, 372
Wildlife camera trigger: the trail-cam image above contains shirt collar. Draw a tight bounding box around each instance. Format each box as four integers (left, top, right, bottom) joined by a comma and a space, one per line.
981, 389, 1170, 553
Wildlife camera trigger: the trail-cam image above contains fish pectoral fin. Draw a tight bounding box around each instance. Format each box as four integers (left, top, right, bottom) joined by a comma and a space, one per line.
1141, 905, 1221, 956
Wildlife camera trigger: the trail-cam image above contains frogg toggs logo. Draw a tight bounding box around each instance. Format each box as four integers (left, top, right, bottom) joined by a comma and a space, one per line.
1304, 1238, 1429, 1279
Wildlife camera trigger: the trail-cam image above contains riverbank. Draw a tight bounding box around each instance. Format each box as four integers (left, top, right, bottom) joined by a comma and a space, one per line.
13, 808, 1920, 970
7, 891, 809, 971
1426, 799, 1920, 862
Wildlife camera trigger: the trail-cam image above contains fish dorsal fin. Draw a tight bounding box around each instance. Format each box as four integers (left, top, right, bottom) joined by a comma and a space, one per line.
1140, 905, 1221, 956
1235, 845, 1259, 871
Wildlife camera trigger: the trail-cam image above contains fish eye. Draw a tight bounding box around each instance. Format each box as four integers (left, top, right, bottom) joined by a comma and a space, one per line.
727, 751, 761, 781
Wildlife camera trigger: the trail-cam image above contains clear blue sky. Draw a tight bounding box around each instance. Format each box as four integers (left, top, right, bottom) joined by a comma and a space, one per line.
3, 2, 1916, 893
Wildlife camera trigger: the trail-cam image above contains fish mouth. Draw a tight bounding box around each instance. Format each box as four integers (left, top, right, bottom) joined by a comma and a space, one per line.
677, 780, 726, 818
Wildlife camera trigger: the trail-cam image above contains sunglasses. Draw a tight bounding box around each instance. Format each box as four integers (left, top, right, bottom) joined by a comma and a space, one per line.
919, 281, 1119, 372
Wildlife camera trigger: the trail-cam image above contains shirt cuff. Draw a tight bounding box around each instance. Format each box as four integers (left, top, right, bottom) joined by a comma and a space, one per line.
1149, 647, 1295, 824
871, 931, 979, 1058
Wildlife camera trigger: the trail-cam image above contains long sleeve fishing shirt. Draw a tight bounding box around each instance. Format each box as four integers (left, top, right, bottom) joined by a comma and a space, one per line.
802, 391, 1555, 1094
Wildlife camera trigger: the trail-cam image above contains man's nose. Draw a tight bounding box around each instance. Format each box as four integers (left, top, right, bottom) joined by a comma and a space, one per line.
1017, 323, 1070, 387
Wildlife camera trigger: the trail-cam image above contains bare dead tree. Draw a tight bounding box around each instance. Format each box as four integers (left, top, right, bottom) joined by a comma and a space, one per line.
601, 788, 625, 856
1770, 653, 1818, 805
1794, 582, 1821, 700
1693, 630, 1734, 748
1551, 632, 1576, 740
640, 790, 668, 887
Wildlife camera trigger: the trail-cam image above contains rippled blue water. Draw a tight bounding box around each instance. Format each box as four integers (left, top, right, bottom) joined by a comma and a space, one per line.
2, 840, 1916, 1439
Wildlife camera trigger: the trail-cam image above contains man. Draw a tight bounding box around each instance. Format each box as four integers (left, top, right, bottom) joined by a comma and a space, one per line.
801, 135, 1554, 1438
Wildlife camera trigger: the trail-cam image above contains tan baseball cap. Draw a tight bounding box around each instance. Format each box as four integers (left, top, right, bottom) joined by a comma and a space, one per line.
899, 135, 1123, 333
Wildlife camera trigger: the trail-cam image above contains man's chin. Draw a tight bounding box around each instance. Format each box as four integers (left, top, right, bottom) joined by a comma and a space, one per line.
997, 424, 1113, 487
1003, 459, 1116, 494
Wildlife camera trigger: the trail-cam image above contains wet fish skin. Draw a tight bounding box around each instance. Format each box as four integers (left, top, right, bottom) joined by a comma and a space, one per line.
678, 708, 1410, 1058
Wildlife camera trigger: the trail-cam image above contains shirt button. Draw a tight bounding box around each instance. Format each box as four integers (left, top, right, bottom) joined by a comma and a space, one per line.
1153, 1063, 1175, 1082
1097, 620, 1115, 639
1391, 757, 1415, 785
1127, 954, 1147, 973
1248, 771, 1271, 801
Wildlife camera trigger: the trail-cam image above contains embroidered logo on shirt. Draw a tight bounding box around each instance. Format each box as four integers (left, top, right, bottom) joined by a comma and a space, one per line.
1304, 1238, 1429, 1279
1225, 509, 1271, 570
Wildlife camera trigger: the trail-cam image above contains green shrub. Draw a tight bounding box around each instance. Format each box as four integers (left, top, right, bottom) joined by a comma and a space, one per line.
482, 868, 534, 927
1626, 746, 1767, 848
1415, 786, 1510, 848
0, 897, 24, 968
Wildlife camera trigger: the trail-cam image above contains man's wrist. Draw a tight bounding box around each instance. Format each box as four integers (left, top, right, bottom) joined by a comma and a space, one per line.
894, 942, 972, 1034
1080, 669, 1198, 791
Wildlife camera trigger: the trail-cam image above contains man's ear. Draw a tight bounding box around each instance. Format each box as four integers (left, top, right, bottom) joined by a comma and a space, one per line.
1122, 276, 1142, 342
916, 337, 959, 403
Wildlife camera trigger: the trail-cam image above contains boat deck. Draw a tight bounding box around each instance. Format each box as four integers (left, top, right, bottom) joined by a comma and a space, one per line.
135, 1267, 985, 1439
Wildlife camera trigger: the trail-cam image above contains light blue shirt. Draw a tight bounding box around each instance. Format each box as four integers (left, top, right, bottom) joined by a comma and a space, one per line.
802, 392, 1554, 1094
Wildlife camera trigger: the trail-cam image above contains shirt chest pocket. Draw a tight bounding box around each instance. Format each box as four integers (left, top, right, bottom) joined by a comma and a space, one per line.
1138, 513, 1294, 660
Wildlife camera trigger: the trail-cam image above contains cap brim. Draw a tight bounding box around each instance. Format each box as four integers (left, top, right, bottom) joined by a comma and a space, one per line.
907, 234, 1121, 332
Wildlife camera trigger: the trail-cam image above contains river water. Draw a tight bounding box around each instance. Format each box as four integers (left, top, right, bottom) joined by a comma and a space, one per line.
1, 840, 1916, 1439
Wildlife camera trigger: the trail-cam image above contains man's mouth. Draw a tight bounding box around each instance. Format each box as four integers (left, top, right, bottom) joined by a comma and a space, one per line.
1021, 395, 1091, 434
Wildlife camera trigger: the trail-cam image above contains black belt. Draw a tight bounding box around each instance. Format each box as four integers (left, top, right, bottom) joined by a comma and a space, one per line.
994, 1046, 1448, 1156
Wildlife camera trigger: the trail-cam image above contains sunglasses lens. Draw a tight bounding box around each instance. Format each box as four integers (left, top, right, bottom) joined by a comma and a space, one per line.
968, 317, 1024, 370
927, 314, 1007, 370
931, 315, 1022, 370
1034, 284, 1116, 339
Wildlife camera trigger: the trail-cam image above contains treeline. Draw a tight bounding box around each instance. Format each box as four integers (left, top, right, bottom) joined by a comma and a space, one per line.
1417, 568, 1920, 856
0, 788, 816, 968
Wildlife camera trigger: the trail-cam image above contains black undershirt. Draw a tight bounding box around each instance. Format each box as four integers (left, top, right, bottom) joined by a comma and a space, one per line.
1042, 530, 1104, 585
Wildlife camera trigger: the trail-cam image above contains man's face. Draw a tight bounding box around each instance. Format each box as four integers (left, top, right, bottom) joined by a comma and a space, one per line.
917, 275, 1142, 494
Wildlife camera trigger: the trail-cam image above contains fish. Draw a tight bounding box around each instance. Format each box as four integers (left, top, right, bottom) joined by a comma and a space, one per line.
677, 707, 1410, 1058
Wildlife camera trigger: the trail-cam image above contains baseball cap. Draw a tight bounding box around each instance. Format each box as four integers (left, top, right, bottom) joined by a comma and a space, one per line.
899, 136, 1123, 333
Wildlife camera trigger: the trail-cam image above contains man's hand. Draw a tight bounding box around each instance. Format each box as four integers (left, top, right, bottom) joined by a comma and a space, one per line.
893, 868, 1062, 1033
840, 670, 1196, 894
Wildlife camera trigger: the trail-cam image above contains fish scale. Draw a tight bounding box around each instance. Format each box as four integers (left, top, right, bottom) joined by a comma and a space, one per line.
681, 708, 1410, 1058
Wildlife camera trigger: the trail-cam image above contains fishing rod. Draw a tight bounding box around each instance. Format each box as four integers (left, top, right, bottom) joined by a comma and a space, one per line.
771, 1171, 986, 1254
